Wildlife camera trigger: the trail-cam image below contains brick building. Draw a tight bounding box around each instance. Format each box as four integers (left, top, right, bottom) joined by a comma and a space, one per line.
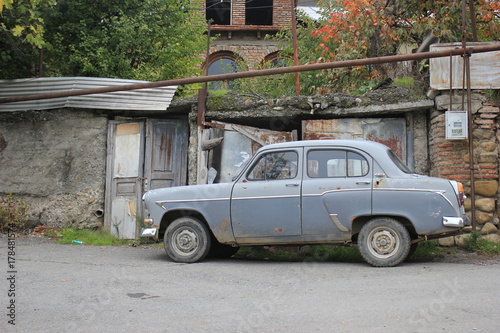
204, 0, 298, 85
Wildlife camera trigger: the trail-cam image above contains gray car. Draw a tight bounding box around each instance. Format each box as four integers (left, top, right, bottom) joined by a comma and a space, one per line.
141, 140, 468, 267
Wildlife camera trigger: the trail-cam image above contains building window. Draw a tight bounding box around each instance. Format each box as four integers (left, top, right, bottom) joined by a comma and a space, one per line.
263, 52, 289, 68
206, 0, 231, 25
207, 52, 241, 90
246, 0, 273, 26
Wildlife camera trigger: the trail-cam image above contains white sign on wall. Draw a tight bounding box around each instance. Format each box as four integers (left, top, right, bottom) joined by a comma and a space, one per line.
446, 111, 468, 140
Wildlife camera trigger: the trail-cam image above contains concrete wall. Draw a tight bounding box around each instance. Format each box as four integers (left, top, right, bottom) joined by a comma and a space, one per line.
0, 109, 108, 229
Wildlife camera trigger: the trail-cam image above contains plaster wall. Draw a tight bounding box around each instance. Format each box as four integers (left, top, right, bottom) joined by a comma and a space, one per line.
0, 109, 108, 228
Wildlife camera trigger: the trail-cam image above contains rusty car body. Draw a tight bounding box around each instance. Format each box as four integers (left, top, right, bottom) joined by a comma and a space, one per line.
141, 139, 468, 267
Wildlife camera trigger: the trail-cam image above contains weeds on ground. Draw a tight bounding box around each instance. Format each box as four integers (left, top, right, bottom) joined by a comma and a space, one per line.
0, 193, 28, 232
55, 228, 129, 246
411, 240, 447, 259
464, 231, 500, 255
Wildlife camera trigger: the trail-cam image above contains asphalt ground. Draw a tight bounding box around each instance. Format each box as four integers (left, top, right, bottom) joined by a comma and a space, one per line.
1, 236, 500, 333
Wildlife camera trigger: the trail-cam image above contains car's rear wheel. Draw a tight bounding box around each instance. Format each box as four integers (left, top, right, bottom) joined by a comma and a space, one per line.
358, 218, 411, 267
164, 217, 211, 263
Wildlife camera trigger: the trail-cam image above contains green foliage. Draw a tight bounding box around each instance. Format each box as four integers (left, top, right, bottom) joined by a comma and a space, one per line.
0, 193, 28, 232
41, 0, 208, 82
232, 57, 296, 99
1, 0, 209, 81
411, 240, 446, 258
56, 227, 130, 246
269, 0, 500, 95
393, 77, 415, 88
0, 0, 55, 78
464, 231, 500, 255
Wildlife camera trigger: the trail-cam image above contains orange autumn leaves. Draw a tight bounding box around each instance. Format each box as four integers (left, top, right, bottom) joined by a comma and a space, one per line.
304, 0, 499, 93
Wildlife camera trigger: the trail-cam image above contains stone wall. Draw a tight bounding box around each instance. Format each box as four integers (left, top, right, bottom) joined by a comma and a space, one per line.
431, 92, 499, 233
0, 109, 108, 229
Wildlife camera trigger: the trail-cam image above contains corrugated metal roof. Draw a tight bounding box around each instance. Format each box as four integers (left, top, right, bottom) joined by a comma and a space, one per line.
0, 77, 178, 111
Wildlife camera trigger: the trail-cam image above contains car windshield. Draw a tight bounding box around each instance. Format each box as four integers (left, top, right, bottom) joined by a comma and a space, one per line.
387, 149, 412, 173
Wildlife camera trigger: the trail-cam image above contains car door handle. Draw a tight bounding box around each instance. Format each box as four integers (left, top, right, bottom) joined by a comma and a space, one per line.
286, 183, 300, 187
356, 181, 371, 185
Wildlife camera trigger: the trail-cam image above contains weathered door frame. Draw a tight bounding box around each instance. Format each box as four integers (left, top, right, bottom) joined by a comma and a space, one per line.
104, 120, 145, 239
105, 118, 189, 239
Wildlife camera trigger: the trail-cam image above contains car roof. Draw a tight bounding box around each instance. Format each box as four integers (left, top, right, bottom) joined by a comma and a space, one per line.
258, 139, 391, 153
257, 139, 409, 176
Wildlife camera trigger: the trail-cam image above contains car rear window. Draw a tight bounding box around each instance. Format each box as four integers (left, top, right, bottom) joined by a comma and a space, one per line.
387, 149, 412, 173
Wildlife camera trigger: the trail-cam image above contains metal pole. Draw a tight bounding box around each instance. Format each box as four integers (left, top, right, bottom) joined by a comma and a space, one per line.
198, 22, 211, 128
2, 44, 500, 104
291, 0, 300, 95
465, 52, 476, 230
461, 0, 476, 230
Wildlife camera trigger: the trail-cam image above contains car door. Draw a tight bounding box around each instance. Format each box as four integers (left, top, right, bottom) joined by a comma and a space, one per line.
231, 148, 302, 241
301, 147, 373, 238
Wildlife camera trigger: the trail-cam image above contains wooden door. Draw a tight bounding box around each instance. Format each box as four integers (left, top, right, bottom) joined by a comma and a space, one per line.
105, 119, 188, 239
144, 119, 188, 191
105, 121, 145, 239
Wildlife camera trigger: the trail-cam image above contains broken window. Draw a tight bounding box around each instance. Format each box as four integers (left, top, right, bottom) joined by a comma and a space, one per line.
246, 0, 273, 25
206, 0, 231, 25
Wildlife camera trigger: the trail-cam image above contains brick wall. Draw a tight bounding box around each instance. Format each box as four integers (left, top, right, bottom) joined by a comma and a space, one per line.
212, 0, 292, 27
430, 93, 499, 228
206, 0, 293, 70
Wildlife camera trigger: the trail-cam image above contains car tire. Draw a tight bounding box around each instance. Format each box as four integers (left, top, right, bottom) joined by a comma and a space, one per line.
164, 217, 211, 263
358, 218, 411, 267
405, 242, 419, 261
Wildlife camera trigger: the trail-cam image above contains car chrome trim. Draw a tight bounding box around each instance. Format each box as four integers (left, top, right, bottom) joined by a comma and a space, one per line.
443, 217, 465, 227
232, 194, 301, 201
155, 197, 230, 209
302, 188, 371, 197
329, 214, 349, 232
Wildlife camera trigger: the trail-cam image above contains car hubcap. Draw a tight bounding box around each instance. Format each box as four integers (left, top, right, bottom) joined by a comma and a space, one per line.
172, 228, 198, 256
368, 227, 399, 259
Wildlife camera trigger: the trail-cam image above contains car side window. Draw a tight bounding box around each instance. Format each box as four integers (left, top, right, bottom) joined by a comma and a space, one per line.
247, 151, 298, 180
307, 150, 369, 178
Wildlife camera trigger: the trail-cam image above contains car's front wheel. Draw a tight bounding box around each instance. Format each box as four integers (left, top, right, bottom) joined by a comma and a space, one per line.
358, 218, 411, 267
164, 217, 211, 263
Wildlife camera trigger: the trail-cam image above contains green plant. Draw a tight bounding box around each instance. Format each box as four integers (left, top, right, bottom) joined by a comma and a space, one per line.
0, 193, 28, 232
464, 231, 481, 252
393, 77, 415, 88
56, 227, 130, 246
464, 231, 500, 255
411, 240, 446, 258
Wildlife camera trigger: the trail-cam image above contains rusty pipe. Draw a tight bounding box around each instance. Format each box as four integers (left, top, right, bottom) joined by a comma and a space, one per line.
1, 44, 500, 104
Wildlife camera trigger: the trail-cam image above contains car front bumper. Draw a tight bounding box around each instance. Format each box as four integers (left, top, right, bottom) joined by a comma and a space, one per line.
140, 227, 159, 240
